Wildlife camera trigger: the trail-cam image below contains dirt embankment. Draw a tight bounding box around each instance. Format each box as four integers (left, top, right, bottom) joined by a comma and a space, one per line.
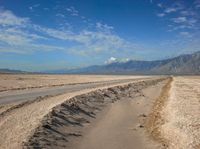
146, 76, 200, 149
23, 78, 167, 149
161, 77, 200, 149
145, 77, 173, 148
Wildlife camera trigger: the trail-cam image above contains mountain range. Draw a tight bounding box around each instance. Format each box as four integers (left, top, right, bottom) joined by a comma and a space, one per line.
65, 51, 200, 75
1, 51, 200, 75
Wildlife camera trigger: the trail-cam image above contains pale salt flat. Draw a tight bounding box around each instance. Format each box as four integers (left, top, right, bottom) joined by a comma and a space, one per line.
161, 77, 200, 149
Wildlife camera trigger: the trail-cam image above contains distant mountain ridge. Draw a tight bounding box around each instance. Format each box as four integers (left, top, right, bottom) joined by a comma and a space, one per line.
66, 51, 200, 75
1, 51, 200, 75
0, 69, 26, 74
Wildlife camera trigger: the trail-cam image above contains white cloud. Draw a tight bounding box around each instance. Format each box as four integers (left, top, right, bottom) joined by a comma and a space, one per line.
65, 29, 136, 57
96, 22, 114, 31
180, 10, 195, 16
166, 2, 185, 13
43, 8, 49, 11
29, 4, 40, 12
170, 17, 197, 31
0, 47, 28, 54
29, 7, 33, 11
56, 13, 65, 18
0, 9, 137, 57
179, 31, 190, 36
156, 1, 199, 32
164, 8, 177, 13
66, 6, 79, 16
104, 57, 130, 64
178, 32, 194, 39
33, 25, 91, 44
105, 57, 117, 64
194, 0, 200, 9
0, 9, 69, 53
157, 13, 165, 17
0, 31, 32, 45
120, 58, 130, 62
157, 3, 163, 8
188, 18, 197, 25
32, 23, 132, 55
172, 17, 187, 23
196, 4, 200, 8
0, 9, 29, 26
0, 24, 47, 47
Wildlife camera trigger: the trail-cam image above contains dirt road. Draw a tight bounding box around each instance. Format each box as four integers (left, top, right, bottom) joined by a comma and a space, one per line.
0, 78, 149, 104
75, 81, 165, 149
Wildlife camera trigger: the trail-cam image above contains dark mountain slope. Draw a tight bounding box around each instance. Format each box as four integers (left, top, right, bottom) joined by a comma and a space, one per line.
67, 51, 200, 75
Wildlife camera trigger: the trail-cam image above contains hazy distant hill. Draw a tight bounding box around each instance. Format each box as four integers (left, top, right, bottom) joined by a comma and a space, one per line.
0, 69, 26, 74
66, 51, 200, 75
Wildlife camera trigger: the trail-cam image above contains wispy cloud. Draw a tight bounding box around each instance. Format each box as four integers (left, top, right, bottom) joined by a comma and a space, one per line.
29, 4, 40, 12
104, 57, 130, 64
156, 1, 199, 34
172, 17, 187, 23
157, 3, 162, 8
164, 7, 177, 13
43, 8, 50, 11
157, 13, 165, 17
0, 9, 29, 26
55, 13, 65, 18
0, 12, 44, 45
179, 31, 192, 38
96, 22, 114, 31
0, 9, 67, 53
194, 0, 200, 9
66, 6, 79, 16
105, 57, 117, 64
180, 10, 195, 16
0, 8, 136, 57
154, 0, 200, 54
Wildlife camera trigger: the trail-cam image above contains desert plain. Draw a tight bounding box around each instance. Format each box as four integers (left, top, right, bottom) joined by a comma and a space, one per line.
0, 74, 199, 149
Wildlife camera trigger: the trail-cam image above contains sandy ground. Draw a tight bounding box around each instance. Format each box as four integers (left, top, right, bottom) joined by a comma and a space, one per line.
74, 80, 167, 149
160, 77, 200, 149
24, 78, 167, 149
0, 77, 161, 149
1, 75, 199, 149
0, 74, 149, 92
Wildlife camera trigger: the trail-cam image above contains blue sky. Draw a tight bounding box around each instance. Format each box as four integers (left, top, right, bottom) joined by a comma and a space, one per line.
0, 0, 200, 71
